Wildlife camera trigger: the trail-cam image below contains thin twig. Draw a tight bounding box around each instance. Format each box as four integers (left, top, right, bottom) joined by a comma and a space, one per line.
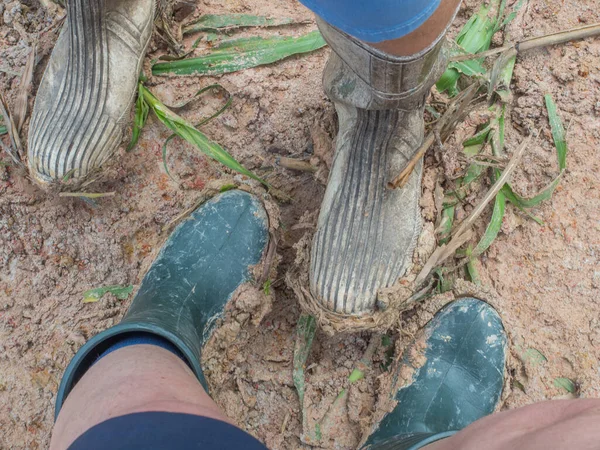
276, 156, 317, 173
450, 22, 600, 63
59, 191, 116, 199
388, 83, 483, 189
387, 134, 435, 189
14, 43, 36, 132
451, 136, 530, 239
415, 137, 531, 286
0, 93, 24, 166
415, 229, 474, 286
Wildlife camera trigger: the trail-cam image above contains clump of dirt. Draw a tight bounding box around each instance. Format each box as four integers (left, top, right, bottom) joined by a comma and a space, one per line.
1, 0, 599, 449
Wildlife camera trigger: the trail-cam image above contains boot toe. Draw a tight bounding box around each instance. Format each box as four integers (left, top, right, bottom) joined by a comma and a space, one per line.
365, 298, 507, 446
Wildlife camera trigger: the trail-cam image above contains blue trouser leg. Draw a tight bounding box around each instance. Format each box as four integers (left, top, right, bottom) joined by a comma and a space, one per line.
297, 0, 442, 42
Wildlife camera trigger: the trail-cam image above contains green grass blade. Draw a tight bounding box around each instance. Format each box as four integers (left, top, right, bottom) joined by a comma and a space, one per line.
462, 162, 487, 186
466, 256, 481, 285
83, 284, 134, 303
498, 0, 526, 30
501, 184, 544, 225
437, 1, 500, 95
152, 31, 327, 77
472, 190, 505, 256
140, 85, 267, 186
545, 94, 567, 170
183, 14, 296, 35
523, 348, 547, 366
463, 122, 492, 146
0, 114, 6, 136
553, 377, 576, 394
127, 84, 150, 152
161, 84, 233, 179
293, 314, 317, 438
502, 174, 563, 209
293, 313, 317, 405
438, 206, 455, 245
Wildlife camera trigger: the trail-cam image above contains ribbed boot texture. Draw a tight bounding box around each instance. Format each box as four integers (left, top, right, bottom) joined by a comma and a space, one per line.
310, 107, 423, 314
28, 0, 154, 184
310, 20, 447, 315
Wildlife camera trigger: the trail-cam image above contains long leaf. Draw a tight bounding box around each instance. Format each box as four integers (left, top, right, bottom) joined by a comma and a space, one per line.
472, 190, 505, 256
83, 284, 133, 303
161, 84, 233, 178
140, 84, 267, 186
437, 2, 499, 95
502, 174, 563, 208
544, 94, 567, 170
152, 31, 327, 76
501, 184, 544, 225
127, 84, 150, 152
293, 314, 317, 439
183, 14, 297, 35
437, 206, 455, 245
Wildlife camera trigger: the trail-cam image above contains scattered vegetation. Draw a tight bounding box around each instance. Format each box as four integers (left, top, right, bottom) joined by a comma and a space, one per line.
152, 31, 326, 76
82, 285, 134, 303
293, 313, 317, 441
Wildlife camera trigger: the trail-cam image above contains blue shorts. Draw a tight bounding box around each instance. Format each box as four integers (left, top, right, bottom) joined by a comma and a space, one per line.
69, 412, 267, 450
299, 0, 441, 42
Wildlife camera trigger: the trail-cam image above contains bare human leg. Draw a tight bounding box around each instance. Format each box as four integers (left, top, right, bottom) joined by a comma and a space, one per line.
50, 345, 228, 450
424, 399, 600, 450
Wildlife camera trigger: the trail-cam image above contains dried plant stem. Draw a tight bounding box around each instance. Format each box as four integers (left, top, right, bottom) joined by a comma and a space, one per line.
415, 229, 474, 286
387, 134, 435, 189
416, 137, 530, 286
451, 137, 530, 239
15, 44, 36, 133
450, 22, 600, 63
59, 191, 115, 199
276, 156, 317, 173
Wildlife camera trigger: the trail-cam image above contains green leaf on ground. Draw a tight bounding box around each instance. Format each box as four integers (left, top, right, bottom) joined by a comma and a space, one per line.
159, 84, 233, 179
0, 113, 6, 135
83, 285, 134, 303
127, 83, 150, 152
437, 1, 500, 95
263, 279, 271, 296
502, 175, 563, 209
463, 122, 492, 147
140, 84, 267, 186
183, 14, 297, 35
152, 31, 327, 77
544, 94, 568, 171
348, 368, 365, 383
466, 256, 481, 285
523, 348, 547, 366
293, 314, 317, 439
472, 190, 505, 256
553, 377, 576, 393
293, 314, 317, 405
438, 206, 455, 245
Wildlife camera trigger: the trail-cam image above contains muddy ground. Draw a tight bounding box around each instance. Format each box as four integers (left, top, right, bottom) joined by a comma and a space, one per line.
1, 0, 599, 448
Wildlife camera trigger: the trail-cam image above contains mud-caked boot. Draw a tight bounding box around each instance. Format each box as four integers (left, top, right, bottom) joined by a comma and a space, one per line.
310, 20, 450, 315
54, 190, 269, 417
362, 298, 507, 449
28, 0, 155, 185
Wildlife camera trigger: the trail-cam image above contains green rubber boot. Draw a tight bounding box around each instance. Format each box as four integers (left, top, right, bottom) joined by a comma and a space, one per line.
55, 190, 269, 417
363, 298, 507, 449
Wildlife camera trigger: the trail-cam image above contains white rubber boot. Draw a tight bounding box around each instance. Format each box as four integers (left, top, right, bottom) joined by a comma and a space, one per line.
310, 20, 449, 315
28, 0, 154, 184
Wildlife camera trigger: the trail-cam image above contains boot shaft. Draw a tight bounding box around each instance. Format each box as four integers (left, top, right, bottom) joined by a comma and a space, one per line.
317, 18, 448, 110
